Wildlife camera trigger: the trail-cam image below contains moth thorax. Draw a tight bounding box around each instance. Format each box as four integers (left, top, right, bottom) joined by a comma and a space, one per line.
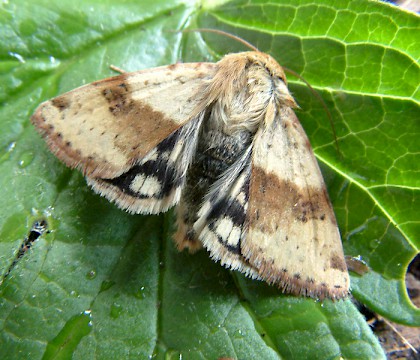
211, 84, 274, 135
205, 100, 251, 135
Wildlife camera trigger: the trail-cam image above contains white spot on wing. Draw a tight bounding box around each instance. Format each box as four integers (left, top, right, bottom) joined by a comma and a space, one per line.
227, 226, 241, 247
130, 174, 146, 191
215, 217, 233, 240
147, 152, 159, 162
214, 217, 241, 247
130, 174, 162, 197
237, 191, 247, 206
160, 151, 170, 161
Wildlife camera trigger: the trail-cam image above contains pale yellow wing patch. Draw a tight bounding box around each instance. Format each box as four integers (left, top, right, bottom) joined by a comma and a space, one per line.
32, 63, 216, 178
244, 107, 349, 299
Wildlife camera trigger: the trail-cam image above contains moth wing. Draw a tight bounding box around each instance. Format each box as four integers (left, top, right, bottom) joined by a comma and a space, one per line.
32, 63, 216, 214
32, 63, 217, 179
244, 107, 349, 299
87, 115, 204, 214
194, 147, 261, 280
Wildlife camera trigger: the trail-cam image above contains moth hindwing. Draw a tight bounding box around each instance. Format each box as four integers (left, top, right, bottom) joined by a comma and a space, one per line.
32, 50, 349, 300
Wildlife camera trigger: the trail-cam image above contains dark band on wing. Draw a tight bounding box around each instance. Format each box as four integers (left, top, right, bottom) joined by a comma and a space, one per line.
205, 171, 251, 255
100, 128, 184, 199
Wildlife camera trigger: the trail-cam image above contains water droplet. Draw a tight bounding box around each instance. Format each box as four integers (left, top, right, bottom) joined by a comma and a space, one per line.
43, 206, 54, 218
70, 290, 79, 298
18, 151, 34, 168
134, 286, 146, 299
8, 51, 26, 63
210, 324, 222, 334
164, 349, 182, 360
0, 142, 16, 164
110, 302, 122, 319
86, 269, 97, 280
83, 309, 93, 326
8, 142, 16, 152
346, 255, 369, 275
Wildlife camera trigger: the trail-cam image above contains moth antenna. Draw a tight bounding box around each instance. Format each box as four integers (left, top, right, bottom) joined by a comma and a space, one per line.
381, 317, 418, 355
181, 28, 259, 52
284, 66, 340, 155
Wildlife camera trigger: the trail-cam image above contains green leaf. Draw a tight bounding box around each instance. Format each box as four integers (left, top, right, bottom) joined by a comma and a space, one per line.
1, 0, 418, 358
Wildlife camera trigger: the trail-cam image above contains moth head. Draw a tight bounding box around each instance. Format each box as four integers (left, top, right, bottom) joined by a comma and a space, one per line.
208, 51, 299, 132
240, 52, 298, 108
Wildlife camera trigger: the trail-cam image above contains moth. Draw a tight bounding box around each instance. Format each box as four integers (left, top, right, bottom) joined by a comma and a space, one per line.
31, 35, 349, 300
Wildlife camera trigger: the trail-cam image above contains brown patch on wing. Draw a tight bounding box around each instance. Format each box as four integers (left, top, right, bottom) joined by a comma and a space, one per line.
51, 96, 70, 111
31, 74, 185, 178
99, 78, 180, 159
330, 253, 347, 272
247, 166, 336, 234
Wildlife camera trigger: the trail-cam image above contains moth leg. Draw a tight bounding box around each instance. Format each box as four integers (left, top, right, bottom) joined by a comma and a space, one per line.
173, 200, 203, 253
174, 175, 205, 253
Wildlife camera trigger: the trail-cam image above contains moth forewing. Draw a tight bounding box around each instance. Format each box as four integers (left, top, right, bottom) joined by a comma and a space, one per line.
32, 63, 216, 214
186, 52, 349, 299
31, 63, 217, 179
31, 46, 349, 299
86, 114, 206, 214
244, 108, 349, 299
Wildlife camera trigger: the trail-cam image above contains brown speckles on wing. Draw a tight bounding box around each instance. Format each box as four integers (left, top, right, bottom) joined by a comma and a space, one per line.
330, 253, 348, 272
31, 63, 217, 179
248, 167, 336, 234
51, 96, 70, 111
244, 108, 349, 299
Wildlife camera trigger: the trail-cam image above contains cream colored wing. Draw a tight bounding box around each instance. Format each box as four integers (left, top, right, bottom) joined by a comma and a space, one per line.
32, 63, 217, 214
87, 114, 204, 214
243, 107, 349, 299
32, 62, 217, 179
194, 149, 261, 280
